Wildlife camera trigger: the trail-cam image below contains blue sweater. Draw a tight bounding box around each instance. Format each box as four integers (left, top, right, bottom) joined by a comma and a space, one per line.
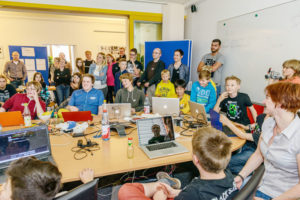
114, 70, 128, 94
190, 81, 216, 113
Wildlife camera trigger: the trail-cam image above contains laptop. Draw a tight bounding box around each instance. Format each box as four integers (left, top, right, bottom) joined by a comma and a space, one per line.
152, 97, 180, 116
210, 110, 236, 137
62, 111, 93, 122
0, 125, 54, 183
188, 101, 208, 124
0, 111, 24, 127
106, 103, 131, 120
136, 116, 188, 159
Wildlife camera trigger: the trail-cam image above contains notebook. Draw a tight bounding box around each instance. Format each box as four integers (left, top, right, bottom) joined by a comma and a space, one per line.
62, 111, 93, 122
0, 111, 24, 127
106, 103, 131, 120
136, 116, 188, 159
0, 125, 54, 183
152, 97, 180, 116
188, 101, 208, 124
209, 110, 236, 137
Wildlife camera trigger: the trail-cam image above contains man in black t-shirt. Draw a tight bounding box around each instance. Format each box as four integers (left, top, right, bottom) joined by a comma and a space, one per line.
0, 75, 16, 106
84, 50, 95, 73
118, 127, 238, 200
214, 76, 257, 129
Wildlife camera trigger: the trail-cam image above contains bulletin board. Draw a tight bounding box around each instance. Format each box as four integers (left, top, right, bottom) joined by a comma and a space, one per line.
144, 40, 192, 81
8, 45, 49, 84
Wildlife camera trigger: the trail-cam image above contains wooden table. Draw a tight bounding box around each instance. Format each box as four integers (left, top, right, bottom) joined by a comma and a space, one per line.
49, 124, 245, 183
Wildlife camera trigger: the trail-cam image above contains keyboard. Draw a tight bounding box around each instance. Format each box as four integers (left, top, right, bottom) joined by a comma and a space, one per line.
146, 142, 177, 151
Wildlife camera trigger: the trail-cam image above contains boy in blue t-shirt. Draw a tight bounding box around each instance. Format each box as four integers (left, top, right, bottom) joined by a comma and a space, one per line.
190, 70, 216, 113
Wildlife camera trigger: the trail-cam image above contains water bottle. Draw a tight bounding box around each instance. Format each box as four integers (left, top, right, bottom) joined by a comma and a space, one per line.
102, 103, 110, 141
23, 103, 31, 127
127, 137, 134, 159
144, 95, 150, 114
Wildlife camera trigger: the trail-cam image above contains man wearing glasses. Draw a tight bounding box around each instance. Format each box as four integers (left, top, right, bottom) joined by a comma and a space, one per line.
127, 48, 143, 86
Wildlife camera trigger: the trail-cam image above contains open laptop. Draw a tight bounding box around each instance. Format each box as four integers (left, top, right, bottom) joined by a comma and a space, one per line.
62, 111, 93, 122
152, 97, 180, 116
0, 125, 54, 183
106, 103, 131, 120
136, 116, 188, 159
0, 111, 24, 127
210, 109, 236, 137
188, 101, 209, 124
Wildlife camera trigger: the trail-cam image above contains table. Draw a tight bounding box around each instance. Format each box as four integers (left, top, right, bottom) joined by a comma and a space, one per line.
3, 119, 246, 183
50, 124, 245, 183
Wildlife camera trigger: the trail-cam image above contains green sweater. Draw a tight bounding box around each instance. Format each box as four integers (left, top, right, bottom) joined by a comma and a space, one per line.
115, 87, 145, 112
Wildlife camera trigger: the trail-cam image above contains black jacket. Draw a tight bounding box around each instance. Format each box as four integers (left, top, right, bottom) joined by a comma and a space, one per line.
139, 59, 165, 86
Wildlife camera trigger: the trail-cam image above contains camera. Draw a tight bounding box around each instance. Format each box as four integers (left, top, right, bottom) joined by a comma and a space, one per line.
265, 68, 282, 80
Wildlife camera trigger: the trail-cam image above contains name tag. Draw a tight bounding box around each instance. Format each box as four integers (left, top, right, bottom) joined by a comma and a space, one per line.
90, 97, 96, 100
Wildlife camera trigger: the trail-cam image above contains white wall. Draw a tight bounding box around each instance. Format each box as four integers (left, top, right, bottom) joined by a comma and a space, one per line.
2, 0, 163, 13
162, 3, 184, 40
0, 8, 127, 73
185, 0, 293, 82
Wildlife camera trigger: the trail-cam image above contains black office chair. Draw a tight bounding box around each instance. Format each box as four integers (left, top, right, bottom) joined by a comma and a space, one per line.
54, 178, 99, 200
233, 164, 265, 200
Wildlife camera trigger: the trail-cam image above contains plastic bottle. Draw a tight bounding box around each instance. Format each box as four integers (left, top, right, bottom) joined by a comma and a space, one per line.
23, 103, 31, 127
127, 137, 134, 159
102, 103, 110, 141
53, 112, 58, 125
144, 95, 151, 114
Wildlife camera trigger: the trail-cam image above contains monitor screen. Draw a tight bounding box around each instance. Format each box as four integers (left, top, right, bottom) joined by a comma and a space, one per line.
0, 126, 50, 164
137, 116, 175, 146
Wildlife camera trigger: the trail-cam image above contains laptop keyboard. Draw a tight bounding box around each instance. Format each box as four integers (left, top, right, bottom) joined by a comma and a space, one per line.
146, 142, 177, 151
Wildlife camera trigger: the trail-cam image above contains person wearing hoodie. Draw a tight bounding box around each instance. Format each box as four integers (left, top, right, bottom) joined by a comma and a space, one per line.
190, 70, 216, 113
115, 73, 145, 113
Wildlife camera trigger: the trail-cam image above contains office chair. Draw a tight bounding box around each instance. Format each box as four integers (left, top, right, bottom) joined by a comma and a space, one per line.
233, 164, 265, 200
54, 178, 99, 200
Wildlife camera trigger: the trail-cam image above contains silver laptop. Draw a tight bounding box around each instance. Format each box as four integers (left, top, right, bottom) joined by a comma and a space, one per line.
188, 101, 209, 124
152, 97, 180, 116
137, 116, 188, 159
106, 103, 131, 120
0, 125, 54, 183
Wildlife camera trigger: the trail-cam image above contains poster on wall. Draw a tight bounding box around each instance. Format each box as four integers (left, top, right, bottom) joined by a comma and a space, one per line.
99, 46, 126, 60
21, 47, 35, 57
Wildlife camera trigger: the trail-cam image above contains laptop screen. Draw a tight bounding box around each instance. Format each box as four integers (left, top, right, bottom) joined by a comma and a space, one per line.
0, 126, 50, 166
137, 116, 175, 146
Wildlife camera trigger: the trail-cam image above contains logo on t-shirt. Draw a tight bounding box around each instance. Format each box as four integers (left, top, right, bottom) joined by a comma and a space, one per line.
205, 58, 216, 66
226, 101, 242, 120
158, 87, 170, 97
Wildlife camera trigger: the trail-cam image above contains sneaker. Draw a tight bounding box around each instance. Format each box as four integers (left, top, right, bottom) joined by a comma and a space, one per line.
156, 171, 181, 189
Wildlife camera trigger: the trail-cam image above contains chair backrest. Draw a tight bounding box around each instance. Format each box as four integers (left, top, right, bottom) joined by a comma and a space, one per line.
247, 103, 265, 124
233, 164, 265, 200
54, 179, 99, 200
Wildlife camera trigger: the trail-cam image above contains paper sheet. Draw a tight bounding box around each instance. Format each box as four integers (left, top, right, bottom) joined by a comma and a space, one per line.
27, 71, 36, 82
21, 47, 35, 57
36, 59, 46, 70
25, 59, 35, 71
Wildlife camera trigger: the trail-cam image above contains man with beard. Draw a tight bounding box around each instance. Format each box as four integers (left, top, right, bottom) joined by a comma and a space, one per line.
197, 39, 224, 95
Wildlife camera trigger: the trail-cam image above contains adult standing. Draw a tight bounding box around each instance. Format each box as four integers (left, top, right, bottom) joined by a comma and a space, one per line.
54, 58, 71, 105
235, 82, 300, 200
74, 58, 85, 74
137, 48, 165, 104
106, 54, 116, 103
3, 51, 27, 89
84, 50, 95, 74
89, 52, 108, 98
116, 47, 126, 62
0, 75, 16, 106
168, 49, 189, 84
197, 39, 225, 95
59, 52, 72, 74
48, 57, 59, 86
127, 48, 143, 86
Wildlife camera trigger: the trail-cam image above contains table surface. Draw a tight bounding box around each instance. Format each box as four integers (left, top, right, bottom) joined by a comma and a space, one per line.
3, 119, 246, 183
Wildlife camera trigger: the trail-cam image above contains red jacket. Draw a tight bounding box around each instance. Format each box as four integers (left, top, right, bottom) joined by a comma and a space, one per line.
3, 93, 46, 119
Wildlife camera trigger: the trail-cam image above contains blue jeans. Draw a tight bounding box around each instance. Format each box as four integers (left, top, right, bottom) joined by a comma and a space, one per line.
11, 80, 23, 89
56, 84, 70, 106
255, 190, 272, 200
228, 141, 256, 174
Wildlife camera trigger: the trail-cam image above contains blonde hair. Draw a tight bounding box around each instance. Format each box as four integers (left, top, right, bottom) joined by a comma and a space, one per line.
26, 81, 42, 92
161, 69, 170, 76
0, 75, 7, 82
282, 59, 300, 76
225, 75, 241, 85
192, 127, 232, 173
198, 70, 211, 80
96, 52, 107, 71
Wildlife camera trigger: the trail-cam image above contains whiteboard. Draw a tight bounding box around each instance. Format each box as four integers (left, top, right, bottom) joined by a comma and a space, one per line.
217, 0, 300, 103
